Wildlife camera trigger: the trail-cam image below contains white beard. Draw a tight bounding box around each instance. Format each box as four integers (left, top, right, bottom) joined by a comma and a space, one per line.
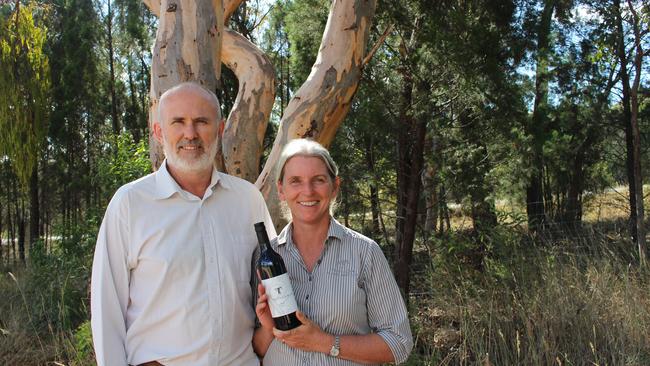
162, 136, 218, 174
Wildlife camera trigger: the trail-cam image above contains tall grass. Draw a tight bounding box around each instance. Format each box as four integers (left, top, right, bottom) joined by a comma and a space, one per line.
408, 227, 650, 365
0, 221, 97, 365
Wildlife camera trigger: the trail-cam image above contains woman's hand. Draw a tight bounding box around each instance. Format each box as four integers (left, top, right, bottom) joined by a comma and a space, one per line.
272, 311, 332, 354
255, 284, 276, 331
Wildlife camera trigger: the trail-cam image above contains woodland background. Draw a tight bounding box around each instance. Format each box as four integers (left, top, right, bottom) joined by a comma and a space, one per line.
1, 0, 649, 364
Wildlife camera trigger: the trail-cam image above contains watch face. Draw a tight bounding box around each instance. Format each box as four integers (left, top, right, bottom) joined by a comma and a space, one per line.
330, 347, 340, 357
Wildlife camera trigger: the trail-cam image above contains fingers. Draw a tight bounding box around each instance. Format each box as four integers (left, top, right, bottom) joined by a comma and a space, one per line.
257, 283, 266, 296
295, 310, 308, 323
272, 327, 288, 338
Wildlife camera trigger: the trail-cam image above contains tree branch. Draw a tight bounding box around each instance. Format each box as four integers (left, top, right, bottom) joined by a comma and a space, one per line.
363, 24, 394, 67
142, 0, 160, 17
224, 0, 244, 22
220, 28, 275, 182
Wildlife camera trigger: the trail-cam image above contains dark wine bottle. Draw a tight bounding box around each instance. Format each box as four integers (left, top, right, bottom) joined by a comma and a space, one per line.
255, 222, 301, 331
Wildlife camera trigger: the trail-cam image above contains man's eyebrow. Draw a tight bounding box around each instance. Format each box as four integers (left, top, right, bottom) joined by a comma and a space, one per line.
171, 116, 185, 122
193, 116, 209, 123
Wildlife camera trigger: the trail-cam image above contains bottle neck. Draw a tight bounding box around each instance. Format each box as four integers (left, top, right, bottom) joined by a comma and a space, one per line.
256, 227, 271, 252
259, 239, 271, 252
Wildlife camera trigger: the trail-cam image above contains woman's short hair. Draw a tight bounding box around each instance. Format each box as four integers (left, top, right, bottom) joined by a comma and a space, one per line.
276, 139, 339, 183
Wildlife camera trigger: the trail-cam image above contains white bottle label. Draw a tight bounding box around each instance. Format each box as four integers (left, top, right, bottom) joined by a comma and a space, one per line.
262, 273, 298, 317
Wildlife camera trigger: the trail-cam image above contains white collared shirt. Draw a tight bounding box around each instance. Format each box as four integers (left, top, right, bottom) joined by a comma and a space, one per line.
91, 161, 276, 366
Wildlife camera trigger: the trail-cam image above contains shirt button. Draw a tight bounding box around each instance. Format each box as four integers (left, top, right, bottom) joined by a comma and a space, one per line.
306, 295, 309, 300
308, 276, 312, 282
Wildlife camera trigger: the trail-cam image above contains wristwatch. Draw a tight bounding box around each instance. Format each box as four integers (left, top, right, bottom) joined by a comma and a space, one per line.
329, 335, 340, 357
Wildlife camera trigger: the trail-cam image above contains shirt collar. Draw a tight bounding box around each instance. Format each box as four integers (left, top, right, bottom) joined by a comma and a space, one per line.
276, 216, 346, 247
153, 159, 229, 200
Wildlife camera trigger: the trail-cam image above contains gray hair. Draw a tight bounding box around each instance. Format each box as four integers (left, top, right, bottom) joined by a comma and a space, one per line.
276, 139, 339, 183
157, 82, 222, 122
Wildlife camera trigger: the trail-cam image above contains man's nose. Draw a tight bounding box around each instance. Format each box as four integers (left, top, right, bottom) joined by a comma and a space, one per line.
183, 123, 198, 139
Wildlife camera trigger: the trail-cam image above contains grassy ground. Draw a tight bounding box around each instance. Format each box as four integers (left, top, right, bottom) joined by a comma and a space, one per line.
406, 229, 650, 365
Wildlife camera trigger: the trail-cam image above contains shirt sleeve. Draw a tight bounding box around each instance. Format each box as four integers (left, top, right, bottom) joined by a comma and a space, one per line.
362, 243, 414, 364
90, 191, 131, 366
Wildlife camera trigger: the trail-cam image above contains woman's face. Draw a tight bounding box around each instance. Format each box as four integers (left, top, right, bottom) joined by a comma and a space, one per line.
277, 156, 339, 227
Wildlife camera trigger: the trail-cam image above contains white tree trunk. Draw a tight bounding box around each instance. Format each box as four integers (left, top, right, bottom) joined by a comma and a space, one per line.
220, 28, 276, 182
146, 0, 224, 168
255, 0, 377, 226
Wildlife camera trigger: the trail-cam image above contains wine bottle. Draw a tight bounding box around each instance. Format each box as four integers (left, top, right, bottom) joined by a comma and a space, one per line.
255, 222, 301, 331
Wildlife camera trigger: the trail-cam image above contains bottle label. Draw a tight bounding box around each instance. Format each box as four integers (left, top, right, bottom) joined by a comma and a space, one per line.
262, 273, 299, 317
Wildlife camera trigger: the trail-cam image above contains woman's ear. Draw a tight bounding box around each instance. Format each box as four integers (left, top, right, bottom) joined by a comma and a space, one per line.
333, 176, 341, 195
276, 180, 285, 201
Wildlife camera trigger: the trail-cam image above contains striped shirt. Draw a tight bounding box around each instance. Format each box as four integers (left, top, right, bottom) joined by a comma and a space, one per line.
259, 218, 413, 365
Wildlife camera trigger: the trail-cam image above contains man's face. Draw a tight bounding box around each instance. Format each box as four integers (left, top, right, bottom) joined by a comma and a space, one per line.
154, 88, 222, 174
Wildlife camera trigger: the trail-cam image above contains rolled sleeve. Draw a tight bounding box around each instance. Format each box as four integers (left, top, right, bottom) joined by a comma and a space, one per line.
363, 243, 413, 364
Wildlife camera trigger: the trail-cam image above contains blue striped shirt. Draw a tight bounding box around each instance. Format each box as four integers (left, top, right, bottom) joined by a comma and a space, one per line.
259, 218, 413, 365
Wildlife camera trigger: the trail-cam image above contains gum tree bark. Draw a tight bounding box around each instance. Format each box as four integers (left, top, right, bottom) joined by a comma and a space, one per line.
220, 28, 275, 181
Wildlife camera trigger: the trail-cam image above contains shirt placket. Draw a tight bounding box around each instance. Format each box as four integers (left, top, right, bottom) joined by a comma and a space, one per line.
292, 239, 329, 366
199, 195, 222, 364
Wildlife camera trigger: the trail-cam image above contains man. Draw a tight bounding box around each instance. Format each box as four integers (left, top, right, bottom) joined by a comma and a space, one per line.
91, 82, 275, 366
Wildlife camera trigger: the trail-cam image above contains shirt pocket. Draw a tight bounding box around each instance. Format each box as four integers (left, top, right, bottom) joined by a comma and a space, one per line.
326, 259, 357, 277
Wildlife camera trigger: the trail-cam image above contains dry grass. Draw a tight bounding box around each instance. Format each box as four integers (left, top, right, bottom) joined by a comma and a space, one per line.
0, 269, 94, 366
407, 232, 650, 366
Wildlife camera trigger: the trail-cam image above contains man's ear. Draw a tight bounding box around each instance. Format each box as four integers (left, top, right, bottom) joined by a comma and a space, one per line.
153, 122, 163, 144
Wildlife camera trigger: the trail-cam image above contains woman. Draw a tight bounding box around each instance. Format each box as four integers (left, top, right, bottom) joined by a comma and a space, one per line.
253, 139, 413, 365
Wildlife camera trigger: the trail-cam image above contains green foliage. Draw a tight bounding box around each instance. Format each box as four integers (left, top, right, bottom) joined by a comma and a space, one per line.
27, 218, 97, 331
0, 1, 50, 186
283, 0, 329, 88
94, 132, 152, 197
73, 320, 94, 363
